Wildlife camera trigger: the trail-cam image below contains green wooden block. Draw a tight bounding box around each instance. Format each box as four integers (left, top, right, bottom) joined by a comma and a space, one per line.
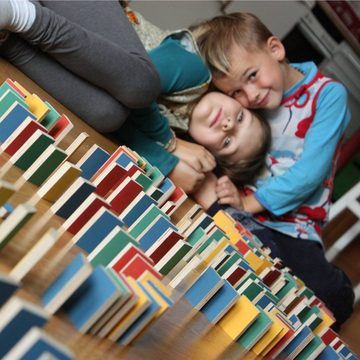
239, 281, 264, 301
40, 101, 60, 130
197, 237, 216, 254
237, 307, 273, 350
217, 252, 243, 276
12, 132, 54, 171
147, 167, 164, 187
129, 204, 169, 239
0, 204, 36, 250
158, 242, 192, 276
187, 227, 206, 247
296, 335, 324, 360
0, 89, 28, 118
208, 227, 228, 242
89, 228, 138, 267
276, 275, 297, 301
27, 147, 67, 186
132, 172, 153, 191
235, 272, 259, 291
149, 188, 164, 202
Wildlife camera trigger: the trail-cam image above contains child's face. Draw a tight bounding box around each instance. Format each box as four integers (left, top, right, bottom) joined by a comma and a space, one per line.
212, 37, 288, 110
189, 92, 264, 164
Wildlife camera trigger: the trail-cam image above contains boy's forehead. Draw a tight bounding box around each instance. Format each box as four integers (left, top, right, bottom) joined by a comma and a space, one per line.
228, 43, 260, 70
214, 44, 266, 90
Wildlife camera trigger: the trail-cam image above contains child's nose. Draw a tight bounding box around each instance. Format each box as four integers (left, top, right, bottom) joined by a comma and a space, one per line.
222, 116, 234, 131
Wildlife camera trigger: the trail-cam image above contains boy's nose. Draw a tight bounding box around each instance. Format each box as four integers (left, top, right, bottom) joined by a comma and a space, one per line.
245, 87, 260, 105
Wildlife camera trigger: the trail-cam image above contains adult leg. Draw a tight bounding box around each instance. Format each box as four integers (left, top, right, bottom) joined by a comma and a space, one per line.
22, 0, 160, 108
252, 227, 355, 329
1, 34, 129, 133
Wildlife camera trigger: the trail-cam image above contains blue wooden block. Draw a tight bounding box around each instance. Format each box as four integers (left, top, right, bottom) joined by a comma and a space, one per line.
138, 215, 177, 252
0, 102, 36, 143
184, 267, 224, 310
74, 208, 124, 254
0, 297, 48, 358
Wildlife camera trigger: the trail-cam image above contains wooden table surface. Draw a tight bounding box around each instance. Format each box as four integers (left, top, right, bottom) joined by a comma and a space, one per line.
0, 59, 259, 360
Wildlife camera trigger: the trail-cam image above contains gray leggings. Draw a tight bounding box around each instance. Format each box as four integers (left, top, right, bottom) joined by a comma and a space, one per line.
0, 1, 160, 133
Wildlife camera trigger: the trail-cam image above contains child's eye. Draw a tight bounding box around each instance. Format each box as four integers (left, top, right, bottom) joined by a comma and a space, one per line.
249, 71, 257, 81
223, 137, 231, 148
231, 89, 241, 98
237, 111, 244, 122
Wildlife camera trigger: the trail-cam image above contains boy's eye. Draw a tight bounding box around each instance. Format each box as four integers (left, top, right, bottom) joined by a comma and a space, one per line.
237, 111, 244, 122
223, 137, 231, 148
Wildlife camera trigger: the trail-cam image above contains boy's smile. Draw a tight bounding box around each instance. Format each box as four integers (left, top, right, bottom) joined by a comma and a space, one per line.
212, 36, 299, 110
189, 92, 264, 164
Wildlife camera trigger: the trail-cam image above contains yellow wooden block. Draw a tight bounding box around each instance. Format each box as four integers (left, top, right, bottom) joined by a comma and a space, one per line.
25, 93, 49, 121
218, 295, 260, 340
257, 258, 273, 275
313, 307, 335, 335
140, 281, 170, 319
244, 252, 264, 274
107, 277, 150, 341
138, 270, 173, 298
203, 238, 232, 265
37, 161, 81, 202
252, 308, 287, 355
213, 210, 242, 244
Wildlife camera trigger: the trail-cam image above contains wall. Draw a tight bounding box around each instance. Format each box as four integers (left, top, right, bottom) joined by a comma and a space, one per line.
130, 0, 313, 39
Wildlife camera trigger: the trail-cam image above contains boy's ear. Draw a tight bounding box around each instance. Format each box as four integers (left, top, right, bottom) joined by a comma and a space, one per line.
266, 36, 286, 61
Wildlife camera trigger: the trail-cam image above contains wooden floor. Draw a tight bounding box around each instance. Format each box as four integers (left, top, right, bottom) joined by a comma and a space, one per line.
323, 210, 360, 356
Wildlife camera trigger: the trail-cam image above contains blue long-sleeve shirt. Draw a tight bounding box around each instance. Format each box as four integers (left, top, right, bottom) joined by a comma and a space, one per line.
254, 62, 351, 242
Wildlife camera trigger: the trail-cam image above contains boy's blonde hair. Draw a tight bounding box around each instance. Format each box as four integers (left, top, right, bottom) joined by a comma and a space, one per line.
191, 12, 273, 77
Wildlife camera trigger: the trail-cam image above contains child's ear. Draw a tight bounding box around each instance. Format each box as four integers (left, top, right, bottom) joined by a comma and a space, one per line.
266, 36, 286, 61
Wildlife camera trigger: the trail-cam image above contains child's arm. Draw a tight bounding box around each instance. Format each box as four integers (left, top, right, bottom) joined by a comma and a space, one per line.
169, 160, 206, 194
215, 176, 265, 213
241, 194, 265, 214
192, 172, 218, 209
255, 82, 351, 216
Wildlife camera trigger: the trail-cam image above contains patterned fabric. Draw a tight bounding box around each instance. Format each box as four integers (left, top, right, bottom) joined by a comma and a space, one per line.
125, 7, 211, 133
124, 7, 172, 51
253, 62, 351, 243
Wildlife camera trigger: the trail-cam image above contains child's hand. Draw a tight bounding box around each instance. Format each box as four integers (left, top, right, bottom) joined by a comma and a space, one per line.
168, 159, 205, 194
173, 138, 216, 173
192, 172, 218, 210
215, 175, 244, 210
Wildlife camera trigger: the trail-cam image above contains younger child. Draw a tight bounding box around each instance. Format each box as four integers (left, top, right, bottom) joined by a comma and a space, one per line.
188, 91, 271, 186
193, 12, 354, 328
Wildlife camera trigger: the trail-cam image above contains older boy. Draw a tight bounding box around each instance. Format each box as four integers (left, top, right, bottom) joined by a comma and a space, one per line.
193, 12, 354, 328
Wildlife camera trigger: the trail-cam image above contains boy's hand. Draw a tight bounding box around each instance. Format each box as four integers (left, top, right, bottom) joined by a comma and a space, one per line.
215, 175, 244, 210
168, 159, 205, 194
173, 138, 216, 173
241, 194, 265, 214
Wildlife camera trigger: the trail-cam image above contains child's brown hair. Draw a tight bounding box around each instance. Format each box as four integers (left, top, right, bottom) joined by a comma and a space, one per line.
216, 111, 271, 186
190, 12, 273, 77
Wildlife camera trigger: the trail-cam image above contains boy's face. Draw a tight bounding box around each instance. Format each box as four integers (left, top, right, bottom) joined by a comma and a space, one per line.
212, 37, 287, 110
189, 92, 264, 164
